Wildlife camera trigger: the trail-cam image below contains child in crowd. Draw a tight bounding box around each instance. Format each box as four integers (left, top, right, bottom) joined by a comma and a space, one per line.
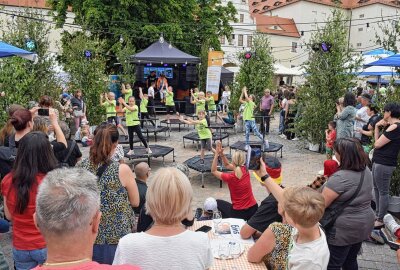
121, 83, 133, 104
325, 121, 337, 159
100, 92, 127, 137
119, 96, 152, 155
217, 111, 236, 125
180, 110, 214, 163
138, 87, 155, 128
239, 87, 269, 150
80, 129, 93, 147
195, 197, 218, 221
248, 159, 330, 269
219, 86, 231, 113
165, 86, 179, 123
205, 91, 217, 112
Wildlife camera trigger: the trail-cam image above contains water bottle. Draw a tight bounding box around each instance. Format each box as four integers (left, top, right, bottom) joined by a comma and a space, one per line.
383, 214, 400, 239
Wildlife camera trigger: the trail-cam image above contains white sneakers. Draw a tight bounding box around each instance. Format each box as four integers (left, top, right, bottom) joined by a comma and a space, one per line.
127, 150, 134, 156
264, 139, 270, 149
147, 148, 152, 154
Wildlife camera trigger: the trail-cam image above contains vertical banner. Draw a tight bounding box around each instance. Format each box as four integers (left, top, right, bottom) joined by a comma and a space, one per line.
206, 51, 224, 100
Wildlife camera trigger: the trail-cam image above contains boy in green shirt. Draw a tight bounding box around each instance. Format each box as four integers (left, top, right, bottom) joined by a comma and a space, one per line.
191, 90, 206, 115
100, 92, 127, 137
239, 87, 269, 150
180, 110, 215, 163
118, 96, 151, 155
165, 86, 179, 123
139, 87, 155, 128
206, 91, 217, 112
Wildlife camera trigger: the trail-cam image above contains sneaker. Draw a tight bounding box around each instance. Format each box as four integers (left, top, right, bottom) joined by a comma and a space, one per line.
264, 139, 270, 149
291, 137, 299, 141
244, 145, 249, 151
370, 230, 385, 245
147, 148, 152, 154
279, 134, 286, 139
167, 120, 170, 124
127, 150, 134, 156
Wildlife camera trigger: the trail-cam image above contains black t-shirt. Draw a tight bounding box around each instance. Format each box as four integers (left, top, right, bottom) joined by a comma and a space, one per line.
373, 123, 400, 166
54, 140, 82, 167
51, 140, 67, 157
133, 179, 147, 215
246, 194, 282, 233
147, 75, 157, 87
361, 114, 382, 145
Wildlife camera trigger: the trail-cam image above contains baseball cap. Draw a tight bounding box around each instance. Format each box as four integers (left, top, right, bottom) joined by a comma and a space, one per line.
204, 197, 218, 213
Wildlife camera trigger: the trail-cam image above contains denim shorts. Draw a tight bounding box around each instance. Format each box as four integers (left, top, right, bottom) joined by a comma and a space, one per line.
12, 248, 47, 270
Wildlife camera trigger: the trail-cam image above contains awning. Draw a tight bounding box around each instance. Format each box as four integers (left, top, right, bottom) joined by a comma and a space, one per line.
131, 40, 200, 64
365, 54, 400, 67
0, 41, 37, 61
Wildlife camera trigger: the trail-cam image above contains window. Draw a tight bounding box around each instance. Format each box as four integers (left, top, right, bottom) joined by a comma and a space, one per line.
291, 42, 297, 53
247, 35, 253, 47
359, 14, 365, 18
220, 36, 225, 45
357, 42, 362, 47
358, 27, 363, 31
322, 12, 327, 18
238, 34, 244, 46
230, 34, 235, 45
240, 14, 244, 23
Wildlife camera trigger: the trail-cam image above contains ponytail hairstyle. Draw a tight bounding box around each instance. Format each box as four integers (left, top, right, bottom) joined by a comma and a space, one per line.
10, 109, 32, 131
231, 151, 245, 179
0, 104, 24, 145
11, 131, 57, 213
90, 123, 119, 166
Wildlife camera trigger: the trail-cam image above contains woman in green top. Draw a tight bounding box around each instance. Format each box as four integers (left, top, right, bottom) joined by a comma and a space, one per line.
239, 87, 269, 149
180, 110, 214, 162
118, 96, 151, 155
121, 83, 133, 103
165, 86, 179, 123
138, 87, 155, 128
100, 92, 127, 137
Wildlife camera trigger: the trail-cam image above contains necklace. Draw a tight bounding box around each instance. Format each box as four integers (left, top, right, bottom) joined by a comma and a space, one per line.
43, 258, 91, 267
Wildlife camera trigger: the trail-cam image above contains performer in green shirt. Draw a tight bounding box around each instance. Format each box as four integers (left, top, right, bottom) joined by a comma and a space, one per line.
165, 86, 179, 123
180, 110, 214, 162
139, 87, 155, 128
100, 92, 127, 137
206, 91, 217, 112
239, 87, 269, 149
121, 83, 133, 103
119, 96, 151, 155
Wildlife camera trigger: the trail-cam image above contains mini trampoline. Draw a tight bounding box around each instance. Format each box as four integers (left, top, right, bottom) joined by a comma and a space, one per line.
160, 119, 188, 132
124, 145, 175, 166
229, 141, 284, 158
208, 123, 236, 135
141, 126, 169, 142
182, 132, 230, 151
184, 154, 232, 188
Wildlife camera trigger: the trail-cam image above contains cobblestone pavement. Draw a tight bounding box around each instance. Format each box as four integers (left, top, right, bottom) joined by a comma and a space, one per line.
0, 114, 398, 269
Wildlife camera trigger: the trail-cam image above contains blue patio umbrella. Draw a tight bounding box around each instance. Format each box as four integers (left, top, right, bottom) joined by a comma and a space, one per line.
365, 54, 400, 67
0, 41, 37, 61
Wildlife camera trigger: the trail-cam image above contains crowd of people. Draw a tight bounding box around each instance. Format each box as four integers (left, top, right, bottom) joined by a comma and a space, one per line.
0, 82, 399, 270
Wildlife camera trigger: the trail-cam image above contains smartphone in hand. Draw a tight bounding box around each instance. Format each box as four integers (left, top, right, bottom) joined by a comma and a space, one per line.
38, 108, 49, 116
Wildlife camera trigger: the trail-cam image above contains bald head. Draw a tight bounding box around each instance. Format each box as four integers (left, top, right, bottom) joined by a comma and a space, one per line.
135, 162, 150, 181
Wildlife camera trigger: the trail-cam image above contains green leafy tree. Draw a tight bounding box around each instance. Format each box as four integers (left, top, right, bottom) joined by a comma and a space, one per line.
111, 40, 136, 84
59, 32, 107, 124
0, 9, 59, 124
230, 34, 275, 111
295, 10, 361, 144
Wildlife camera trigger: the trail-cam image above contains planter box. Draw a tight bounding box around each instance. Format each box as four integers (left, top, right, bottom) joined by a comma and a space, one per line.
308, 142, 320, 152
388, 196, 400, 218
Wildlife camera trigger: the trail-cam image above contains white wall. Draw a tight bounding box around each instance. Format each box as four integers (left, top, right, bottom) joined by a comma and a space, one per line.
268, 34, 301, 68
221, 0, 257, 65
0, 6, 77, 54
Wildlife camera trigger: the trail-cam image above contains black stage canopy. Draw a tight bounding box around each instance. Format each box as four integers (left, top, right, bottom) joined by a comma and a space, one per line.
131, 41, 200, 64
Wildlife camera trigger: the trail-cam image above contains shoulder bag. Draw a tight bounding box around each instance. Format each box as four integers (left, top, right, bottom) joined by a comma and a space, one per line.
320, 170, 365, 231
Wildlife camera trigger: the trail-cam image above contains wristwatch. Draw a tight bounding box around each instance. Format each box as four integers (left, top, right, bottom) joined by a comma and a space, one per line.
261, 174, 270, 182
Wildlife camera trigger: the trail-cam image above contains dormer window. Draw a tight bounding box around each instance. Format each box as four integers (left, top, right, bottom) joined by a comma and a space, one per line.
274, 1, 283, 6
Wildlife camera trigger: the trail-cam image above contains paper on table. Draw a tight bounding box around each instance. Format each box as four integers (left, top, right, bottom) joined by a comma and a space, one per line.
212, 218, 255, 245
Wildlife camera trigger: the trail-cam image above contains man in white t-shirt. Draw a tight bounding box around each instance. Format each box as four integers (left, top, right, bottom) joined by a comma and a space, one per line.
354, 93, 371, 139
147, 81, 156, 115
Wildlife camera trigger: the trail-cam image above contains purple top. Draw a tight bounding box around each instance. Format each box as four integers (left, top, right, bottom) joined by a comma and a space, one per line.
261, 95, 274, 110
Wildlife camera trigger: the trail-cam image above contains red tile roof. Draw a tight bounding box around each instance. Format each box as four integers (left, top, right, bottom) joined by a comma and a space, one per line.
255, 15, 301, 37
0, 0, 50, 9
249, 0, 400, 13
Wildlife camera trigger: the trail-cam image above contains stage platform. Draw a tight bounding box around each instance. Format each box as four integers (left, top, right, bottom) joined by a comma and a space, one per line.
124, 145, 175, 166
184, 154, 231, 188
160, 119, 188, 132
182, 132, 230, 151
229, 141, 284, 158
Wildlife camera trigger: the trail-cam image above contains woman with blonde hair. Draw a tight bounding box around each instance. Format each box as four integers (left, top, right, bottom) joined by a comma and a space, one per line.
80, 123, 139, 264
211, 142, 258, 220
113, 167, 213, 270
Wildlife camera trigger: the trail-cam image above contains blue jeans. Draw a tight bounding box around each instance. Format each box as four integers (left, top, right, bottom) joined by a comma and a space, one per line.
12, 248, 47, 270
93, 244, 118, 265
278, 109, 285, 134
245, 120, 264, 145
